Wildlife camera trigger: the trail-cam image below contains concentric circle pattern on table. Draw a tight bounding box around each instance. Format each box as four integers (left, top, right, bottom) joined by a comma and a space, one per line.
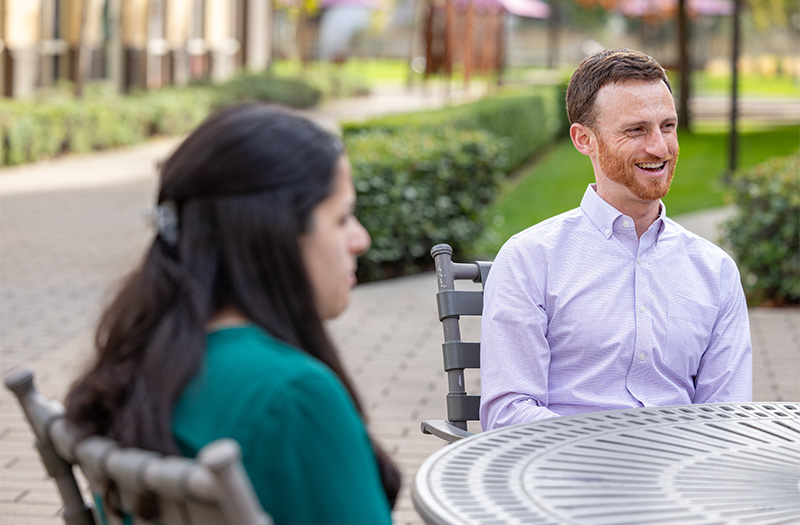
416, 403, 800, 525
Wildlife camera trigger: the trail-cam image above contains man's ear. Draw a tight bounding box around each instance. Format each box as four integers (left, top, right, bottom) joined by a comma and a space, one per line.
570, 123, 596, 157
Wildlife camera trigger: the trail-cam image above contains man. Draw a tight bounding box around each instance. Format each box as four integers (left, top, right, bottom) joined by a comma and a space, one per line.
479, 48, 752, 431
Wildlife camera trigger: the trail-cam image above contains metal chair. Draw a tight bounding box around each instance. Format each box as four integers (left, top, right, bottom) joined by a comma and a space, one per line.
4, 368, 272, 525
421, 244, 492, 443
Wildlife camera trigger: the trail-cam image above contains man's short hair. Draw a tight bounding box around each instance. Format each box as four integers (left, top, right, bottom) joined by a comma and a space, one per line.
566, 48, 672, 127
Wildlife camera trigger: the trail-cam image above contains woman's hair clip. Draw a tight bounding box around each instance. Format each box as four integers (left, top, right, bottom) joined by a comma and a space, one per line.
144, 201, 179, 247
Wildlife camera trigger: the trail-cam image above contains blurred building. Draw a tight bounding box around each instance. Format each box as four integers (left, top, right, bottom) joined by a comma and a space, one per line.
0, 0, 272, 98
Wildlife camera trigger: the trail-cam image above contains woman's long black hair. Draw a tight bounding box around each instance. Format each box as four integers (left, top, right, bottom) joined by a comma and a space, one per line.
65, 103, 401, 506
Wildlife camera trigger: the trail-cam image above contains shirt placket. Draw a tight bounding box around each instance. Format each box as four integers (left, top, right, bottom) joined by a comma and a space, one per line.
626, 224, 657, 404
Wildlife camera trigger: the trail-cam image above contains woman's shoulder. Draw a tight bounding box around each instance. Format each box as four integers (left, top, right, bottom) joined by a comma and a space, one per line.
174, 324, 354, 446
178, 324, 345, 413
206, 324, 333, 379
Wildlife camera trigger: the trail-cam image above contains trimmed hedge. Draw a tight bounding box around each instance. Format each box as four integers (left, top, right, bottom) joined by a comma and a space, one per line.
346, 128, 507, 281
1, 87, 215, 166
343, 86, 567, 173
0, 73, 321, 167
209, 72, 321, 109
341, 85, 567, 279
722, 152, 800, 305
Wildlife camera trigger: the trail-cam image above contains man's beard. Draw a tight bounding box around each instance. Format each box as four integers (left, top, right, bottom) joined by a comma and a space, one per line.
597, 136, 677, 201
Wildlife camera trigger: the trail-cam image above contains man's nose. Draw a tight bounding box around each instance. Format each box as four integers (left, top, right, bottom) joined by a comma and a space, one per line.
645, 130, 670, 158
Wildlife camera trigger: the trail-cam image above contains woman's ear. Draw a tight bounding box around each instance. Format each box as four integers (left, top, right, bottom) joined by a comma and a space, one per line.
569, 123, 596, 157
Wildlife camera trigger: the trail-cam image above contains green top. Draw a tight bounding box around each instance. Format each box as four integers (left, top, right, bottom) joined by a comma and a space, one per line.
172, 324, 392, 524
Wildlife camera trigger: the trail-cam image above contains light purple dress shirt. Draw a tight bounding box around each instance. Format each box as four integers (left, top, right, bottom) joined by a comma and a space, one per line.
480, 184, 752, 431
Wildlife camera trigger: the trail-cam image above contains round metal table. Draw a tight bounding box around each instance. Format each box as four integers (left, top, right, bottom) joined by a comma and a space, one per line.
413, 402, 800, 524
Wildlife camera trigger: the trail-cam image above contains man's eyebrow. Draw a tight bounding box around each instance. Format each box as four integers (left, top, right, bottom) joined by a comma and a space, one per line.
619, 117, 677, 129
619, 120, 650, 129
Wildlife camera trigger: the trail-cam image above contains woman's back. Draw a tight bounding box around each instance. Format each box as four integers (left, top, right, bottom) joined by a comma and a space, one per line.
172, 324, 391, 524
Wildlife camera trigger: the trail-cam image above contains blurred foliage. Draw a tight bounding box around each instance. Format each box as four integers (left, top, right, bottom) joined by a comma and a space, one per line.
750, 0, 800, 31
211, 72, 322, 108
346, 128, 507, 281
722, 153, 800, 306
0, 71, 321, 167
343, 85, 568, 174
343, 87, 568, 280
570, 0, 799, 30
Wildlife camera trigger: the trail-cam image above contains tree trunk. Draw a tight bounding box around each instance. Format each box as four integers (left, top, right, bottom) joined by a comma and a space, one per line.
464, 0, 474, 87
677, 0, 691, 130
75, 0, 91, 98
728, 0, 741, 174
548, 0, 560, 69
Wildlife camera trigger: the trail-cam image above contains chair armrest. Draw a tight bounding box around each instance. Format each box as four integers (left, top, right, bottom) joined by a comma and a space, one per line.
420, 420, 473, 443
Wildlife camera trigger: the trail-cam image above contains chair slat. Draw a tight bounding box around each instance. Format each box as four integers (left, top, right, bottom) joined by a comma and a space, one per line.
476, 261, 492, 285
442, 342, 480, 371
436, 290, 484, 320
446, 394, 481, 422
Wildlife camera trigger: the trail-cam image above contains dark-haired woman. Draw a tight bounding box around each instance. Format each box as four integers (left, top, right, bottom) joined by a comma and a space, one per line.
65, 104, 400, 524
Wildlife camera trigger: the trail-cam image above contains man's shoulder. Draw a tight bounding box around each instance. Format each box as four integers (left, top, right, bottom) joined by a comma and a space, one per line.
663, 217, 737, 266
508, 207, 586, 246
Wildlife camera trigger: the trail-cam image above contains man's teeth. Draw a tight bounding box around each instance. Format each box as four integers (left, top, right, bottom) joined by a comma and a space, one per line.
637, 162, 665, 169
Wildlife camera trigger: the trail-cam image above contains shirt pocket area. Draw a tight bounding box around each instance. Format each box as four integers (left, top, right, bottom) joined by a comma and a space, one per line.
663, 295, 719, 380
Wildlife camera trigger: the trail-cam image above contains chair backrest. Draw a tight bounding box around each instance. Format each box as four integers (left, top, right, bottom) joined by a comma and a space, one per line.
421, 243, 491, 442
4, 368, 272, 525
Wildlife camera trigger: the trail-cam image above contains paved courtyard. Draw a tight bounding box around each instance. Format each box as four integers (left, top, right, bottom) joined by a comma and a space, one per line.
1, 92, 798, 524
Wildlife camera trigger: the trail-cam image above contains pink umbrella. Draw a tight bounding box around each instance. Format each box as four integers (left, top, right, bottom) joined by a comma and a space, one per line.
498, 0, 550, 18
452, 0, 550, 17
320, 0, 379, 7
617, 0, 733, 16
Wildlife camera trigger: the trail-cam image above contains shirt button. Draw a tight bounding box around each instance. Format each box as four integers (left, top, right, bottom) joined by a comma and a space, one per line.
637, 258, 642, 265
639, 352, 646, 362
605, 228, 611, 235
640, 305, 646, 313
622, 220, 630, 228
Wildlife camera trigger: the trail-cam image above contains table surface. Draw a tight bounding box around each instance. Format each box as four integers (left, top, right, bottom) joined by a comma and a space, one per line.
413, 402, 800, 525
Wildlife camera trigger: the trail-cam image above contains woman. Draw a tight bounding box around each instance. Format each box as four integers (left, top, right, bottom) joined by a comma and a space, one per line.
65, 103, 401, 523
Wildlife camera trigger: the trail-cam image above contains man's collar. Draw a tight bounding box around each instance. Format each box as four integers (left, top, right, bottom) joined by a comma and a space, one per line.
580, 184, 666, 239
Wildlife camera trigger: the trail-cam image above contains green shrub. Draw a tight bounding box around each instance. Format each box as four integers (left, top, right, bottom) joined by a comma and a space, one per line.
346, 128, 507, 281
722, 153, 800, 305
213, 72, 322, 109
1, 102, 68, 165
147, 87, 216, 135
343, 86, 565, 173
0, 74, 319, 167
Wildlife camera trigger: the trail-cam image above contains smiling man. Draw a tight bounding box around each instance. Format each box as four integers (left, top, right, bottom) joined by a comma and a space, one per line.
479, 49, 752, 430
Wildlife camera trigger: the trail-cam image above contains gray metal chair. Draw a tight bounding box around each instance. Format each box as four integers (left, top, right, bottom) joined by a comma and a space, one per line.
4, 368, 272, 525
422, 244, 491, 443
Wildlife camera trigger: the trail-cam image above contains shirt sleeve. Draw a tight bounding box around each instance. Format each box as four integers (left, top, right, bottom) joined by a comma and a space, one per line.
693, 256, 753, 403
480, 237, 561, 431
249, 367, 392, 525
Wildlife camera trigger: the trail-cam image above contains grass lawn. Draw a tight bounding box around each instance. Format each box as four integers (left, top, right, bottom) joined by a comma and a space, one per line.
272, 58, 410, 85
476, 125, 800, 256
693, 72, 800, 98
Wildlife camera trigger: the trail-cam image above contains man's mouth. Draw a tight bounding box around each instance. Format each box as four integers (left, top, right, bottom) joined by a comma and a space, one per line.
635, 160, 667, 172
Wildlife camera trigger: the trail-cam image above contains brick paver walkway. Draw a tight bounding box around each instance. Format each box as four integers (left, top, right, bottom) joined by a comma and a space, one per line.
1, 90, 798, 524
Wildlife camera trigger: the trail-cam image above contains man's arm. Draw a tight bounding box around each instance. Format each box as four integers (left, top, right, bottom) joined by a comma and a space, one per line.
479, 239, 561, 431
693, 257, 753, 403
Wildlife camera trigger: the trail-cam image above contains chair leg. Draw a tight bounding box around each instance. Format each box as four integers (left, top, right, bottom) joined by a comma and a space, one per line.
36, 439, 96, 525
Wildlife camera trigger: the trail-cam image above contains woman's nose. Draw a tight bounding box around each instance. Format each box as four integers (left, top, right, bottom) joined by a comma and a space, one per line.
350, 219, 371, 256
